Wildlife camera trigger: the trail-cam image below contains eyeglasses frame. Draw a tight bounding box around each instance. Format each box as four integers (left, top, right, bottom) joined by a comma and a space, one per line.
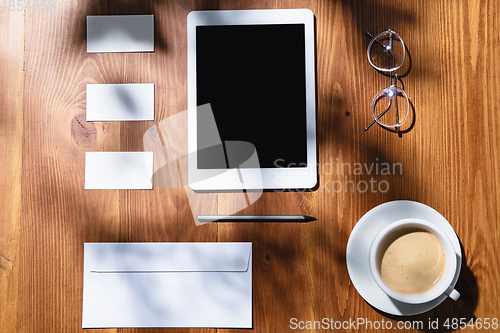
364, 27, 409, 132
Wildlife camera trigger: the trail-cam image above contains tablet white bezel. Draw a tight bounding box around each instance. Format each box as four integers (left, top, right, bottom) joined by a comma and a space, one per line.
187, 9, 317, 191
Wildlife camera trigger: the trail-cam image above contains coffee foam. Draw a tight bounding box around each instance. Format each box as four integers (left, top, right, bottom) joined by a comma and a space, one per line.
378, 230, 446, 295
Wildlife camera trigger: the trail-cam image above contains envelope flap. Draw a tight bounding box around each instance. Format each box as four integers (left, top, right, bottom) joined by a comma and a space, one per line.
84, 242, 251, 272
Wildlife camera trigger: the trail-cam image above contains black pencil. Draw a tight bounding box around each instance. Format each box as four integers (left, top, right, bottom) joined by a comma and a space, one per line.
197, 215, 317, 223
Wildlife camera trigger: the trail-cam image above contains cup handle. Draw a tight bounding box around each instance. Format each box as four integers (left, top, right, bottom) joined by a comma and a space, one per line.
446, 286, 460, 301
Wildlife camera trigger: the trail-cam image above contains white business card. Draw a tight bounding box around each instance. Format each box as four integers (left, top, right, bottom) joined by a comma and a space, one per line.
87, 15, 154, 53
85, 152, 154, 190
86, 83, 154, 121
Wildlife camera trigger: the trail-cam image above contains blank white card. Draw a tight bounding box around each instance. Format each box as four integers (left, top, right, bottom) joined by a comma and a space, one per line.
87, 15, 154, 53
85, 152, 154, 190
86, 83, 154, 121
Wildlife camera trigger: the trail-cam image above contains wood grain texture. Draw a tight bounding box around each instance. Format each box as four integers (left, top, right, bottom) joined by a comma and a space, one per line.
0, 0, 498, 332
0, 9, 24, 333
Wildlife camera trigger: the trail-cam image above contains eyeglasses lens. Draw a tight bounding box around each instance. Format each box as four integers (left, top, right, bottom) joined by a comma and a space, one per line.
369, 31, 405, 71
372, 87, 409, 128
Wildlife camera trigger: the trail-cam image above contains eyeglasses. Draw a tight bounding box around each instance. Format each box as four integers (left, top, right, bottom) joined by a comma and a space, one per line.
364, 27, 409, 132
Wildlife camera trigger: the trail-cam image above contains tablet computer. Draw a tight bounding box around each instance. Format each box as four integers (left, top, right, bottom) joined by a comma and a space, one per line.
187, 9, 317, 191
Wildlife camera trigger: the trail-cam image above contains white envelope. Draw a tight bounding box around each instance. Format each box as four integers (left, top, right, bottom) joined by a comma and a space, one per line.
82, 242, 252, 328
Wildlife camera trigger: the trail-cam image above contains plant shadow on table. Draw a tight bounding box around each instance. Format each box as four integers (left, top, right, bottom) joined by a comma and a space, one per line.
374, 242, 478, 332
71, 0, 453, 329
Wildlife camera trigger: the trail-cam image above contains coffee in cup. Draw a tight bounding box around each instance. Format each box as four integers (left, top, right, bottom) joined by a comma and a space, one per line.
369, 218, 460, 303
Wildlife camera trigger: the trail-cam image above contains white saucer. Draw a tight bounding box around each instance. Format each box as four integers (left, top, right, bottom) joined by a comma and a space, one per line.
346, 200, 462, 316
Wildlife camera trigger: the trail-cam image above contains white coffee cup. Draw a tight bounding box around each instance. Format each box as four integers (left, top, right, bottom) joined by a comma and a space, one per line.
369, 218, 460, 304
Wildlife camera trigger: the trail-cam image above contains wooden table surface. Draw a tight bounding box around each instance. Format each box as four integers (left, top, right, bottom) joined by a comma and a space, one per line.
1, 0, 499, 332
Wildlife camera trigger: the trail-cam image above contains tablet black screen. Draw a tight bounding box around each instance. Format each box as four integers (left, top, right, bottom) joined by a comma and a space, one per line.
196, 24, 308, 169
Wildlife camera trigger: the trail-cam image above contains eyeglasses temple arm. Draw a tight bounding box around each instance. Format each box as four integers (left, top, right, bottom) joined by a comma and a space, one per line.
364, 98, 393, 131
392, 72, 400, 130
366, 31, 387, 50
